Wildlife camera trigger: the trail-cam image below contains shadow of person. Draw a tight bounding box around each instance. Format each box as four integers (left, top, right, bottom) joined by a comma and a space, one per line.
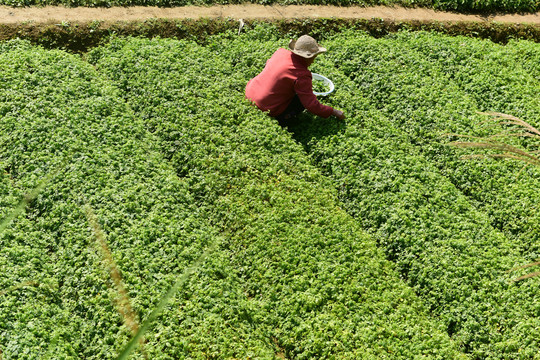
279, 112, 347, 152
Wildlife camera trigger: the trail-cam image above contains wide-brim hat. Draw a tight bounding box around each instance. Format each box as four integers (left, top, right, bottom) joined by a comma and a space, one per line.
288, 35, 327, 59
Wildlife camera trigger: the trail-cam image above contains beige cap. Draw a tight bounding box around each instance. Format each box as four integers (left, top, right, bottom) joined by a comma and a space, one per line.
288, 35, 327, 59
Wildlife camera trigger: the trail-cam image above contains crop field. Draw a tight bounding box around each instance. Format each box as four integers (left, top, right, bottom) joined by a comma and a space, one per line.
1, 26, 539, 359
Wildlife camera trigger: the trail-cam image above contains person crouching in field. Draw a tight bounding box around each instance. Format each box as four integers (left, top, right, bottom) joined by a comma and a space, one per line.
245, 35, 345, 126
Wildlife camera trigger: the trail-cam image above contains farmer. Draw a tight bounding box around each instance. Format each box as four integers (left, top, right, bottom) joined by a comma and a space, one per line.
245, 35, 345, 126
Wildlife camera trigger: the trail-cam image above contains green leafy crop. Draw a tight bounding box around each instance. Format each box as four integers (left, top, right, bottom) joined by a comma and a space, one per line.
0, 39, 271, 359
89, 33, 466, 359
293, 30, 540, 358
1, 27, 539, 359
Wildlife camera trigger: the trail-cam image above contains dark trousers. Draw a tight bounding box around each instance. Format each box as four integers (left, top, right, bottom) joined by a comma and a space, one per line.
275, 95, 305, 126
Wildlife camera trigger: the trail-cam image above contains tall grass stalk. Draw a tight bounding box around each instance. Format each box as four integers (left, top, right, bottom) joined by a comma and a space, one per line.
0, 281, 39, 297
0, 167, 58, 234
0, 156, 72, 296
83, 204, 145, 355
448, 112, 540, 169
448, 112, 539, 281
116, 235, 219, 360
0, 157, 72, 359
508, 261, 540, 281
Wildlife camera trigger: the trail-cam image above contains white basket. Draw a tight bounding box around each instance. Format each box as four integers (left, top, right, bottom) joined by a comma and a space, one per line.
312, 73, 335, 96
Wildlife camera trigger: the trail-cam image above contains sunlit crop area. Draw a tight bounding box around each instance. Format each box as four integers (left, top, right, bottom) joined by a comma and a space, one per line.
1, 27, 539, 359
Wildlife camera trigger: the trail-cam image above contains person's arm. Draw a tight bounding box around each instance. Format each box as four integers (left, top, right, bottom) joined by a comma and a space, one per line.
294, 75, 345, 119
332, 109, 345, 120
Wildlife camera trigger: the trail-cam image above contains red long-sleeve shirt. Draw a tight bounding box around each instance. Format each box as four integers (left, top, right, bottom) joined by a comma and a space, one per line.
245, 48, 334, 118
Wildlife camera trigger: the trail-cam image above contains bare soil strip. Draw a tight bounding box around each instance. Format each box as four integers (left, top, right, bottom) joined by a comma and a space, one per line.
1, 4, 539, 25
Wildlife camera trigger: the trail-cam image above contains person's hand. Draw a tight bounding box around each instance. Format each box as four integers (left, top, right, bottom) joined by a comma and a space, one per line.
332, 109, 345, 120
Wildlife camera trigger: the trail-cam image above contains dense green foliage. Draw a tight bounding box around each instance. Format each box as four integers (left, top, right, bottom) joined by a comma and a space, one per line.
0, 40, 273, 359
87, 33, 466, 359
1, 35, 467, 358
0, 0, 539, 15
318, 31, 540, 261
291, 31, 540, 358
1, 26, 539, 359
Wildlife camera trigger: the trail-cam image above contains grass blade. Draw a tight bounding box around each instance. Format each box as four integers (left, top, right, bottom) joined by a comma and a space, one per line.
84, 205, 142, 338
116, 233, 219, 360
448, 113, 540, 281
513, 272, 540, 282
0, 281, 39, 297
448, 113, 540, 168
0, 154, 73, 234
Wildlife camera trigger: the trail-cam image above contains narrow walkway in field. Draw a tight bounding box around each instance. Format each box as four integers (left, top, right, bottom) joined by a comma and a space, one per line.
1, 4, 539, 25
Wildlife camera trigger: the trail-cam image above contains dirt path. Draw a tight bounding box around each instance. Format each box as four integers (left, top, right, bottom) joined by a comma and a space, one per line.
1, 4, 539, 25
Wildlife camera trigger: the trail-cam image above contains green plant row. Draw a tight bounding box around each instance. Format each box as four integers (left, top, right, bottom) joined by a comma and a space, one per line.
399, 33, 540, 260
87, 33, 469, 358
0, 40, 280, 359
282, 31, 540, 358
89, 28, 540, 357
320, 31, 540, 271
2, 18, 539, 55
0, 37, 467, 358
